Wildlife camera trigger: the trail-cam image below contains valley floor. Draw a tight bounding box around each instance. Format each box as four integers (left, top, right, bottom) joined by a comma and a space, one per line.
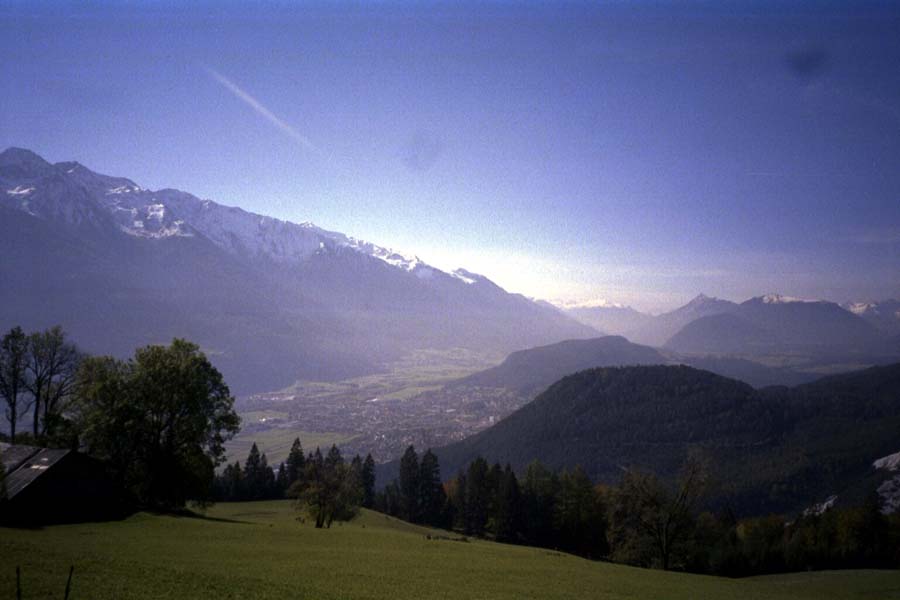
2, 501, 898, 600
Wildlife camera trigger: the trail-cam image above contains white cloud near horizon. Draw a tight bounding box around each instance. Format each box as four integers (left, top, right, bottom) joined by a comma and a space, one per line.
204, 66, 319, 155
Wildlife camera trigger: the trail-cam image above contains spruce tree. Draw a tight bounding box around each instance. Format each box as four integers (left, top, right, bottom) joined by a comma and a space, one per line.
259, 452, 276, 499
419, 449, 446, 527
522, 460, 558, 546
275, 462, 288, 495
465, 457, 490, 535
286, 437, 305, 487
361, 454, 376, 508
399, 445, 421, 523
493, 464, 522, 542
244, 443, 263, 500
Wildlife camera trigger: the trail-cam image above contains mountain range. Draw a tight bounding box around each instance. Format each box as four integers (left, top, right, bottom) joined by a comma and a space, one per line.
0, 147, 596, 394
566, 293, 899, 361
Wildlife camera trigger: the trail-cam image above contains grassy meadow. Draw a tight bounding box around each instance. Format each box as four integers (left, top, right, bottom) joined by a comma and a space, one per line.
2, 500, 899, 600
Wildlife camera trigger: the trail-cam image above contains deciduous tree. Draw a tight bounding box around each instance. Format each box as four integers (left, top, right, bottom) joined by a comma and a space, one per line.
0, 327, 29, 443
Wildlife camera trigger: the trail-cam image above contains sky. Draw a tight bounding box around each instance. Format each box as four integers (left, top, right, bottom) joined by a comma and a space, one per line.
2, 1, 899, 313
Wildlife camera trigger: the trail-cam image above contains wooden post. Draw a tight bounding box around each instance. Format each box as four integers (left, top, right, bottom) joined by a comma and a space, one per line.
64, 566, 74, 600
16, 566, 21, 600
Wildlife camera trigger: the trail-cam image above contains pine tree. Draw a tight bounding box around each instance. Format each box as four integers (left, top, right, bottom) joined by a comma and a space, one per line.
521, 460, 558, 547
361, 454, 376, 508
275, 462, 288, 495
465, 457, 490, 535
244, 443, 264, 500
419, 449, 446, 527
399, 445, 421, 523
493, 464, 522, 542
222, 461, 243, 501
259, 452, 276, 499
285, 437, 305, 488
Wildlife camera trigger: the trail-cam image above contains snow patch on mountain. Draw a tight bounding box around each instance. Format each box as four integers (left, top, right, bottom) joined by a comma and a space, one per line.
146, 204, 166, 221
758, 294, 818, 304
846, 302, 877, 315
6, 185, 34, 196
451, 268, 489, 285
874, 450, 900, 515
347, 238, 421, 271
107, 184, 144, 194
451, 269, 477, 285
874, 450, 900, 472
803, 495, 838, 517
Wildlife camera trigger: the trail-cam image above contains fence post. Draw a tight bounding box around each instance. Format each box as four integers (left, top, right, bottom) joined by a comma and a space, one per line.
64, 565, 74, 600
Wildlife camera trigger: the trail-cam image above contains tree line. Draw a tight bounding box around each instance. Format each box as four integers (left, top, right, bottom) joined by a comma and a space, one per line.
212, 438, 376, 528
0, 325, 241, 511
379, 445, 900, 575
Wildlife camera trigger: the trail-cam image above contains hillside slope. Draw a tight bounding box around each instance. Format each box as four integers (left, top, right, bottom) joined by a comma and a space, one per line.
2, 500, 897, 600
410, 364, 900, 516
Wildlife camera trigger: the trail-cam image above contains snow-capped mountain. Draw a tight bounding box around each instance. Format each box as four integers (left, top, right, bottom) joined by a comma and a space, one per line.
0, 147, 596, 394
842, 300, 900, 336
2, 148, 437, 271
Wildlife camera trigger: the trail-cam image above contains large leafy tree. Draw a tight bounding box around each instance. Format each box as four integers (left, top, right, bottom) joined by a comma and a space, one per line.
291, 445, 361, 528
25, 326, 81, 439
76, 339, 240, 509
0, 327, 29, 443
608, 455, 709, 570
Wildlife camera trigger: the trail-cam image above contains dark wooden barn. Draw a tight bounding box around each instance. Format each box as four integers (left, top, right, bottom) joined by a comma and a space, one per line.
0, 443, 128, 526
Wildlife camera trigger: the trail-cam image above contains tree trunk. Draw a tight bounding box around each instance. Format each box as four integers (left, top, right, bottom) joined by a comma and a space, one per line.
31, 393, 40, 438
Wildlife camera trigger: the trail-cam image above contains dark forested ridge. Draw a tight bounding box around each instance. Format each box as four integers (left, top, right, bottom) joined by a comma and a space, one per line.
383, 364, 900, 517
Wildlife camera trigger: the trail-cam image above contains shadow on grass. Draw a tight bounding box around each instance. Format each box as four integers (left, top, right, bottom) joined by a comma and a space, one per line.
146, 507, 253, 525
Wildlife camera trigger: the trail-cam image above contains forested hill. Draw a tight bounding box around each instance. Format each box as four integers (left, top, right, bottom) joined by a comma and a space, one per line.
391, 363, 900, 517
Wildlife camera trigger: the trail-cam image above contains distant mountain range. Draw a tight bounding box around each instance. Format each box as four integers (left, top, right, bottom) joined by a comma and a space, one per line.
0, 147, 596, 394
387, 363, 900, 517
566, 293, 899, 360
560, 305, 653, 338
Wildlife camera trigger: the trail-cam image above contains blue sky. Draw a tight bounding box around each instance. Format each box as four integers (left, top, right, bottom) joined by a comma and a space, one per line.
2, 1, 899, 312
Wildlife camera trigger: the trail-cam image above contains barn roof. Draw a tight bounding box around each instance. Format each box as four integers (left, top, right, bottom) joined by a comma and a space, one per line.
0, 443, 71, 500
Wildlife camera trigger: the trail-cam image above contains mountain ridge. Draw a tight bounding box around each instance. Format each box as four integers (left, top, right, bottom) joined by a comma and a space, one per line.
0, 147, 597, 394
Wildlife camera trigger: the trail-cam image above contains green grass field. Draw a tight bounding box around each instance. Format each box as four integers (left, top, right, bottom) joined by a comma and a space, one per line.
2, 501, 899, 600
